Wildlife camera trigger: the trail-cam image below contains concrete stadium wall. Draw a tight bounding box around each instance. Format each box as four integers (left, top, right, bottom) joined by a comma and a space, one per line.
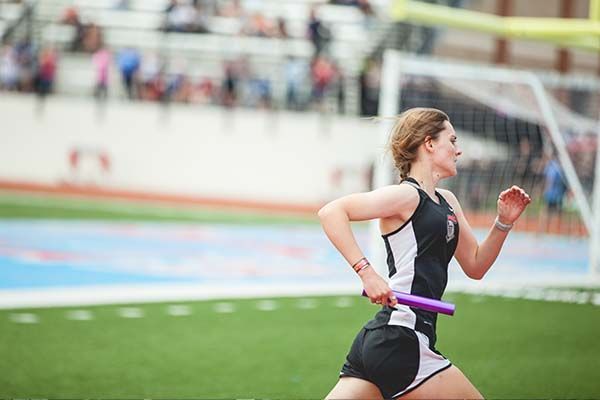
0, 94, 380, 208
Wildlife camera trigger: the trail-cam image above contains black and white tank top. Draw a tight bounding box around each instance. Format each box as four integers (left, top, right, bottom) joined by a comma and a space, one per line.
365, 177, 460, 347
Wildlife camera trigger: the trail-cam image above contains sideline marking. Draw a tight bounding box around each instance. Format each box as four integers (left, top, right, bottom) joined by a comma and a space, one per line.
118, 307, 143, 318
256, 300, 278, 311
66, 310, 93, 321
167, 305, 191, 316
334, 297, 353, 308
214, 302, 235, 313
10, 313, 39, 324
297, 298, 317, 309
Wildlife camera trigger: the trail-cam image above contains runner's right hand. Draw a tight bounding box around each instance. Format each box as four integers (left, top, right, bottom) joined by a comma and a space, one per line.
359, 267, 397, 307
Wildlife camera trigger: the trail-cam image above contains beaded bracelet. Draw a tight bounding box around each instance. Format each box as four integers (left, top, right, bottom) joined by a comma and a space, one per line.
351, 257, 371, 273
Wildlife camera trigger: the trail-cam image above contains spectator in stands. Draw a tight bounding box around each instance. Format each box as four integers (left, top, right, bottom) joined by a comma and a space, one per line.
60, 6, 86, 52
92, 46, 110, 100
241, 12, 274, 37
192, 3, 210, 33
310, 55, 335, 109
284, 56, 308, 111
538, 154, 568, 233
221, 60, 239, 107
0, 44, 20, 91
15, 37, 37, 92
165, 0, 178, 14
357, 0, 375, 16
164, 58, 192, 102
329, 0, 374, 16
543, 156, 567, 213
245, 63, 271, 109
218, 0, 243, 18
139, 52, 165, 101
164, 0, 207, 33
359, 56, 380, 116
35, 46, 57, 97
191, 77, 215, 104
83, 23, 103, 53
276, 17, 289, 39
332, 61, 346, 114
117, 47, 141, 99
307, 6, 331, 57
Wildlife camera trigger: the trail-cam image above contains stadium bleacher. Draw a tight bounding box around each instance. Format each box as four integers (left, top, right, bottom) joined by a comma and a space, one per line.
26, 0, 388, 111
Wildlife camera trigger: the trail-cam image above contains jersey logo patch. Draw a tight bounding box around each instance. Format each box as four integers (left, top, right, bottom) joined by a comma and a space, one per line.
446, 215, 457, 242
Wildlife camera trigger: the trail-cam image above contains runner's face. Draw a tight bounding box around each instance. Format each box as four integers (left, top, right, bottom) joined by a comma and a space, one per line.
431, 121, 461, 177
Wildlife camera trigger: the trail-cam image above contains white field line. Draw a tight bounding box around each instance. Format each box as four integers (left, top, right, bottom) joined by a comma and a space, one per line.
65, 310, 93, 320
118, 307, 144, 318
0, 281, 599, 311
166, 304, 192, 316
9, 313, 39, 323
334, 297, 354, 308
213, 302, 236, 313
256, 299, 278, 311
0, 283, 358, 310
296, 298, 317, 309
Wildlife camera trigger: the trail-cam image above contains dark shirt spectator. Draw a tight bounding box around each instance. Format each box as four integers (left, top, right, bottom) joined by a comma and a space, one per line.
222, 60, 239, 107
276, 17, 289, 38
307, 6, 331, 56
60, 6, 86, 52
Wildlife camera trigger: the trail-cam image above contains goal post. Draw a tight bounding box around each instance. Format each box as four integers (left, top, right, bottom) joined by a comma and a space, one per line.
370, 50, 600, 279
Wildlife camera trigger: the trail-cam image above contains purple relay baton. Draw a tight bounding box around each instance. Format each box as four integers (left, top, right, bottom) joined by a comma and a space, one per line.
362, 289, 455, 316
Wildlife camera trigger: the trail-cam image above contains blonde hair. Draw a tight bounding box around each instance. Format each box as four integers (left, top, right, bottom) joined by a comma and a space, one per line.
388, 107, 449, 180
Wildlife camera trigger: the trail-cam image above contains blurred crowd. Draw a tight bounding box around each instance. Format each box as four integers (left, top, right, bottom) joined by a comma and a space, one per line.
1, 0, 378, 112
89, 48, 348, 112
0, 39, 58, 97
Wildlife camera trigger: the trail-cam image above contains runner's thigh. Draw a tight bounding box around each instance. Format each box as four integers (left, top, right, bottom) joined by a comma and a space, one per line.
326, 376, 383, 400
398, 365, 483, 399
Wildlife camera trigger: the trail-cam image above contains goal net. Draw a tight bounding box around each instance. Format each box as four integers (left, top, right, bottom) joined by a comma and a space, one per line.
370, 51, 600, 278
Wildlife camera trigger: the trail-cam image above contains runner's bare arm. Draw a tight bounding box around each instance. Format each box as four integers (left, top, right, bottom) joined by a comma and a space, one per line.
318, 185, 419, 306
439, 187, 531, 279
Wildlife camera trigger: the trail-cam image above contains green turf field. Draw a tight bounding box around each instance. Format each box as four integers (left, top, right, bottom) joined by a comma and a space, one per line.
1, 191, 599, 398
1, 293, 599, 398
0, 191, 318, 224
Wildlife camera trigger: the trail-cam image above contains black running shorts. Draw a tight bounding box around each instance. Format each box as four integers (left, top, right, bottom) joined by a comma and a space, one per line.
339, 324, 452, 398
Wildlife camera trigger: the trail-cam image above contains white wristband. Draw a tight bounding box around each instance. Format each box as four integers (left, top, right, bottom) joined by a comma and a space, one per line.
494, 216, 513, 232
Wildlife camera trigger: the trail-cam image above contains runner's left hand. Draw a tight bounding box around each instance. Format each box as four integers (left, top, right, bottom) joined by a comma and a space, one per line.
497, 186, 532, 225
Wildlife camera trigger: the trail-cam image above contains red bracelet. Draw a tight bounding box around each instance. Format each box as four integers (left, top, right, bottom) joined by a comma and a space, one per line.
351, 257, 370, 273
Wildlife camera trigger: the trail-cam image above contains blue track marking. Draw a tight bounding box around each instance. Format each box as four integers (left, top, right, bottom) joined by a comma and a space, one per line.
0, 220, 357, 289
0, 220, 592, 308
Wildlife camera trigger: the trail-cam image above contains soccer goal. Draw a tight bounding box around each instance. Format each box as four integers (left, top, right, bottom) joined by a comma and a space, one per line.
370, 50, 600, 279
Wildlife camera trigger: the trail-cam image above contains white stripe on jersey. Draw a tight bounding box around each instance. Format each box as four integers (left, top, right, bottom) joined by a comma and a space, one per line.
386, 220, 418, 329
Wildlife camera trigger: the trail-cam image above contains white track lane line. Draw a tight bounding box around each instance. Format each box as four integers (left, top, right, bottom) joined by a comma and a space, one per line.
118, 307, 144, 318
